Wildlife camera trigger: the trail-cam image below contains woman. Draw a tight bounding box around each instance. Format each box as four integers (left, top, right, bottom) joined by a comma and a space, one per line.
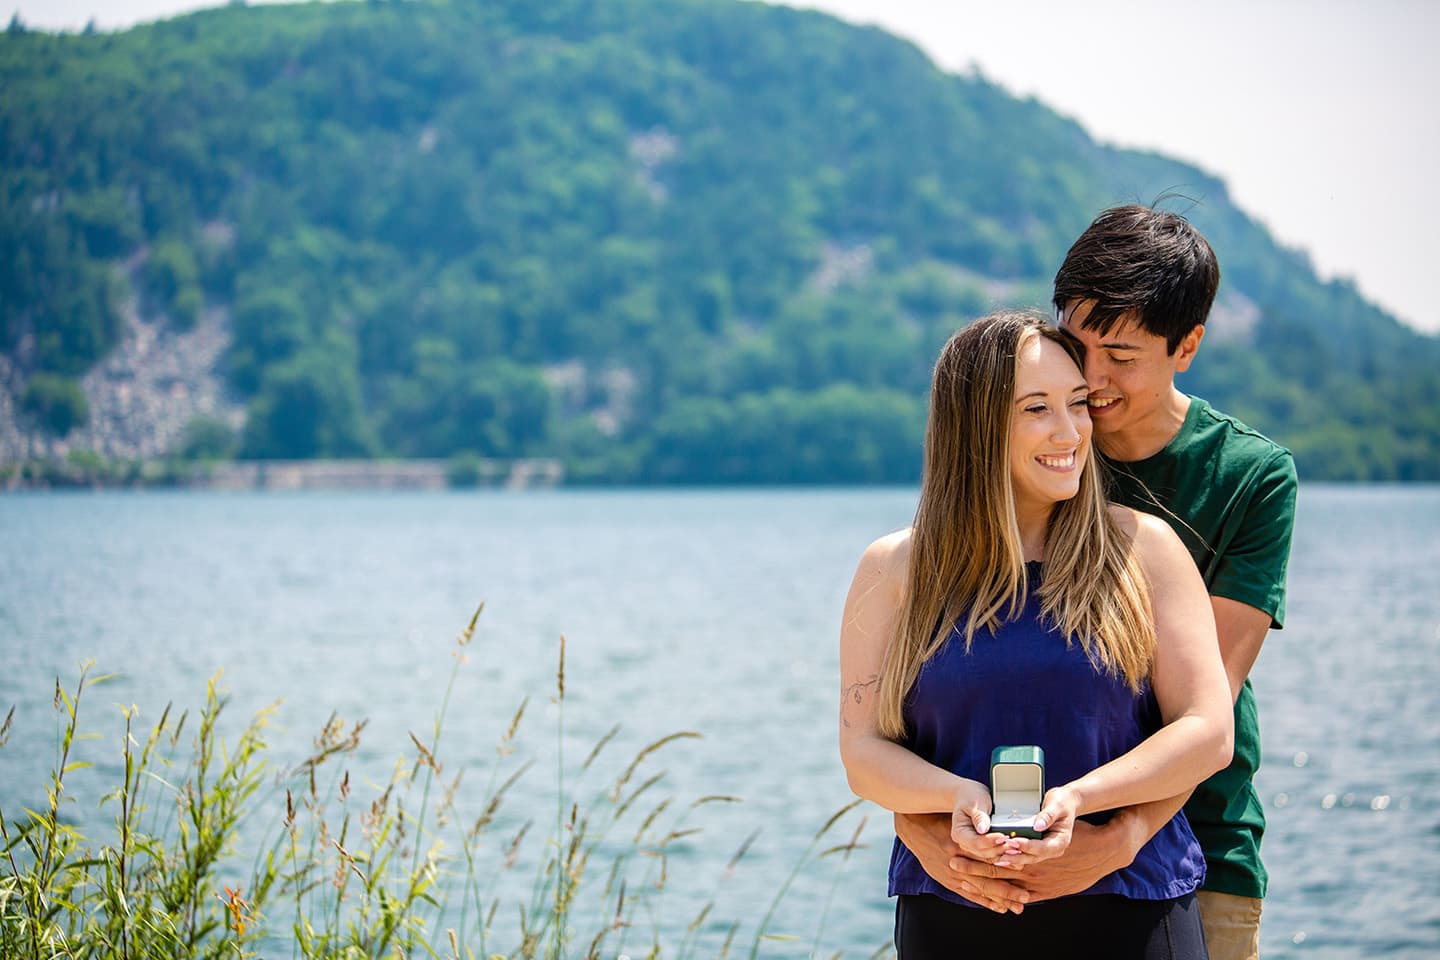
838, 312, 1232, 958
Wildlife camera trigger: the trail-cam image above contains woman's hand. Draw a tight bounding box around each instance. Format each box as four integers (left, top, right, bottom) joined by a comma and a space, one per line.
949, 780, 1009, 862
993, 784, 1080, 869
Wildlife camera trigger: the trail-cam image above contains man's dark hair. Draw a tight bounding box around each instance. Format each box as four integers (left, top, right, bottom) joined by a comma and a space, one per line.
1052, 204, 1220, 354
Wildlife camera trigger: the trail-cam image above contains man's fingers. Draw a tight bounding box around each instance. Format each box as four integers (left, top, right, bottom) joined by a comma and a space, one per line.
948, 856, 996, 879
954, 882, 1004, 913
944, 862, 1032, 908
966, 892, 1013, 913
955, 880, 1027, 914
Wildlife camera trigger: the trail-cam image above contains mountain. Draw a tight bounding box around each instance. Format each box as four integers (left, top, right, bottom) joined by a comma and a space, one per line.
2, 0, 1437, 482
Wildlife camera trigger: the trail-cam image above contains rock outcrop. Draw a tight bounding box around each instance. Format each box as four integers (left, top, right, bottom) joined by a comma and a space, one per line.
0, 295, 244, 465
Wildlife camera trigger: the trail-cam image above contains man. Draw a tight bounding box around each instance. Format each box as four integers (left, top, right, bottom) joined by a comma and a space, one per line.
895, 204, 1297, 960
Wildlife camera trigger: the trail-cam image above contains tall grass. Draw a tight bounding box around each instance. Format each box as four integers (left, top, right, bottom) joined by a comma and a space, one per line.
0, 607, 881, 959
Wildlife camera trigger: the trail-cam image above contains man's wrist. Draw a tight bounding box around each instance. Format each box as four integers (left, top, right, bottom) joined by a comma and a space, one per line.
1102, 808, 1146, 869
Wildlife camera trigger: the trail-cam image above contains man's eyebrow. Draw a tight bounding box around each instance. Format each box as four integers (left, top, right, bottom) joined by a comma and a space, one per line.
1057, 318, 1142, 350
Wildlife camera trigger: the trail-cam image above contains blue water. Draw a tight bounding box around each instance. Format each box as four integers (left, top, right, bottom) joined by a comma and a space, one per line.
0, 486, 1437, 958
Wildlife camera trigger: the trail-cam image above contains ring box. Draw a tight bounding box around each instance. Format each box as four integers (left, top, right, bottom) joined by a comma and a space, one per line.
989, 745, 1045, 839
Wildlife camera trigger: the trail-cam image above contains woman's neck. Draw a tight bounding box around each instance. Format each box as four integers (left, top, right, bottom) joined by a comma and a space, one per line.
1016, 503, 1054, 563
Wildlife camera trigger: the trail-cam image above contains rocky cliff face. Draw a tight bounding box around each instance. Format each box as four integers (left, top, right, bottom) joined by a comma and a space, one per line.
0, 295, 244, 465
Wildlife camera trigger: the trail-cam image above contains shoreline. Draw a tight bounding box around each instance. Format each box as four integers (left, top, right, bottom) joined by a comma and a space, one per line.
0, 456, 565, 491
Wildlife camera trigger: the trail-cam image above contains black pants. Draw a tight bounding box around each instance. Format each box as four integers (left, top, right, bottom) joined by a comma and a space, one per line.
895, 892, 1209, 960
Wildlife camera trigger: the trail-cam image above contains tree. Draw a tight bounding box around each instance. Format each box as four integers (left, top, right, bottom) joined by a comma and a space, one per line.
21, 375, 89, 436
240, 340, 372, 458
228, 289, 310, 393
177, 415, 239, 460
142, 240, 203, 329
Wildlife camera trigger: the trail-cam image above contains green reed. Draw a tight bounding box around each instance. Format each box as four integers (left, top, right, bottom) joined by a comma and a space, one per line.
0, 607, 882, 959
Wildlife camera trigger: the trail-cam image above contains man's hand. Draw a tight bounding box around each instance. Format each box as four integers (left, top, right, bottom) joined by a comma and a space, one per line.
982, 818, 1133, 899
894, 811, 1029, 914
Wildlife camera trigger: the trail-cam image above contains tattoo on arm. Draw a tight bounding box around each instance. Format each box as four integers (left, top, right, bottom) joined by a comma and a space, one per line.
840, 675, 880, 728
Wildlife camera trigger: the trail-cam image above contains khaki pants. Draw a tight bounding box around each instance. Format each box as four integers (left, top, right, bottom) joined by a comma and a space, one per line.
1197, 890, 1263, 960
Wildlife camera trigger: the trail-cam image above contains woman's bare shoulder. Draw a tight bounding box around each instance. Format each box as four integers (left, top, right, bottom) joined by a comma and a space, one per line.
842, 529, 912, 625
867, 526, 912, 555
854, 528, 913, 586
1108, 504, 1189, 572
1106, 502, 1141, 538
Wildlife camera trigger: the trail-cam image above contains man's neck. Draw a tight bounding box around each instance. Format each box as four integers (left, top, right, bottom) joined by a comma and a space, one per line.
1097, 390, 1192, 463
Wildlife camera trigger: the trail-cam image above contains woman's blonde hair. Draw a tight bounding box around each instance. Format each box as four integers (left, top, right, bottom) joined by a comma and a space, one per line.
875, 311, 1156, 740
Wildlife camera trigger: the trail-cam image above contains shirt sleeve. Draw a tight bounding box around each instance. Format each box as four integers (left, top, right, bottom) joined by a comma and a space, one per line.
1208, 450, 1298, 628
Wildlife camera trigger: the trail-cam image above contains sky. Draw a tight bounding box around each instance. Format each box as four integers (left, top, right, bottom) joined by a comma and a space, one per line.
9, 0, 1439, 333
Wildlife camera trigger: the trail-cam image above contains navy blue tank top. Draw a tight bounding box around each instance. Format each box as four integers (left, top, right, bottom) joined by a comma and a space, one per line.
889, 562, 1205, 903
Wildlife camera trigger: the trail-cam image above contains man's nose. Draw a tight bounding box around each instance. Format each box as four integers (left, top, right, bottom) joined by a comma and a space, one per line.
1082, 354, 1106, 389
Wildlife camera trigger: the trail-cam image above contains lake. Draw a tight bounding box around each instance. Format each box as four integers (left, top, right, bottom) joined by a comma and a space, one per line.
1, 486, 1437, 958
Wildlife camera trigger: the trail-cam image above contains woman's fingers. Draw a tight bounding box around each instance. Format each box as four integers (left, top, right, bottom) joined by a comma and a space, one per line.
990, 787, 1079, 867
950, 811, 1008, 863
951, 784, 1009, 861
992, 831, 1068, 867
1033, 787, 1076, 834
951, 817, 1009, 860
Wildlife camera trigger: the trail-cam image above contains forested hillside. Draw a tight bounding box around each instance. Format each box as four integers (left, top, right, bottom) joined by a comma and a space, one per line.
3, 0, 1437, 481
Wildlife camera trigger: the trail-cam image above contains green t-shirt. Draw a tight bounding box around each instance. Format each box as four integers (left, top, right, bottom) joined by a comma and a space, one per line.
1102, 396, 1298, 899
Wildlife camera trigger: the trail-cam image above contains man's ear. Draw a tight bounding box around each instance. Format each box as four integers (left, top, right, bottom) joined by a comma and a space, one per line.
1173, 325, 1205, 373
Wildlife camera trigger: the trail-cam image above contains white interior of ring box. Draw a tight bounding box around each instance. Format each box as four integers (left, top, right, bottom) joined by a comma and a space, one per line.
990, 762, 1042, 830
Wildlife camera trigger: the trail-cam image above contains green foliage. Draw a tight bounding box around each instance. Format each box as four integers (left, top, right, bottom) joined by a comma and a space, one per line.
227, 288, 310, 394
1, 0, 1436, 479
63, 189, 143, 259
240, 336, 373, 458
12, 453, 179, 487
178, 415, 239, 461
0, 664, 271, 958
379, 351, 554, 458
20, 373, 88, 436
141, 239, 204, 329
646, 385, 922, 484
446, 450, 481, 487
